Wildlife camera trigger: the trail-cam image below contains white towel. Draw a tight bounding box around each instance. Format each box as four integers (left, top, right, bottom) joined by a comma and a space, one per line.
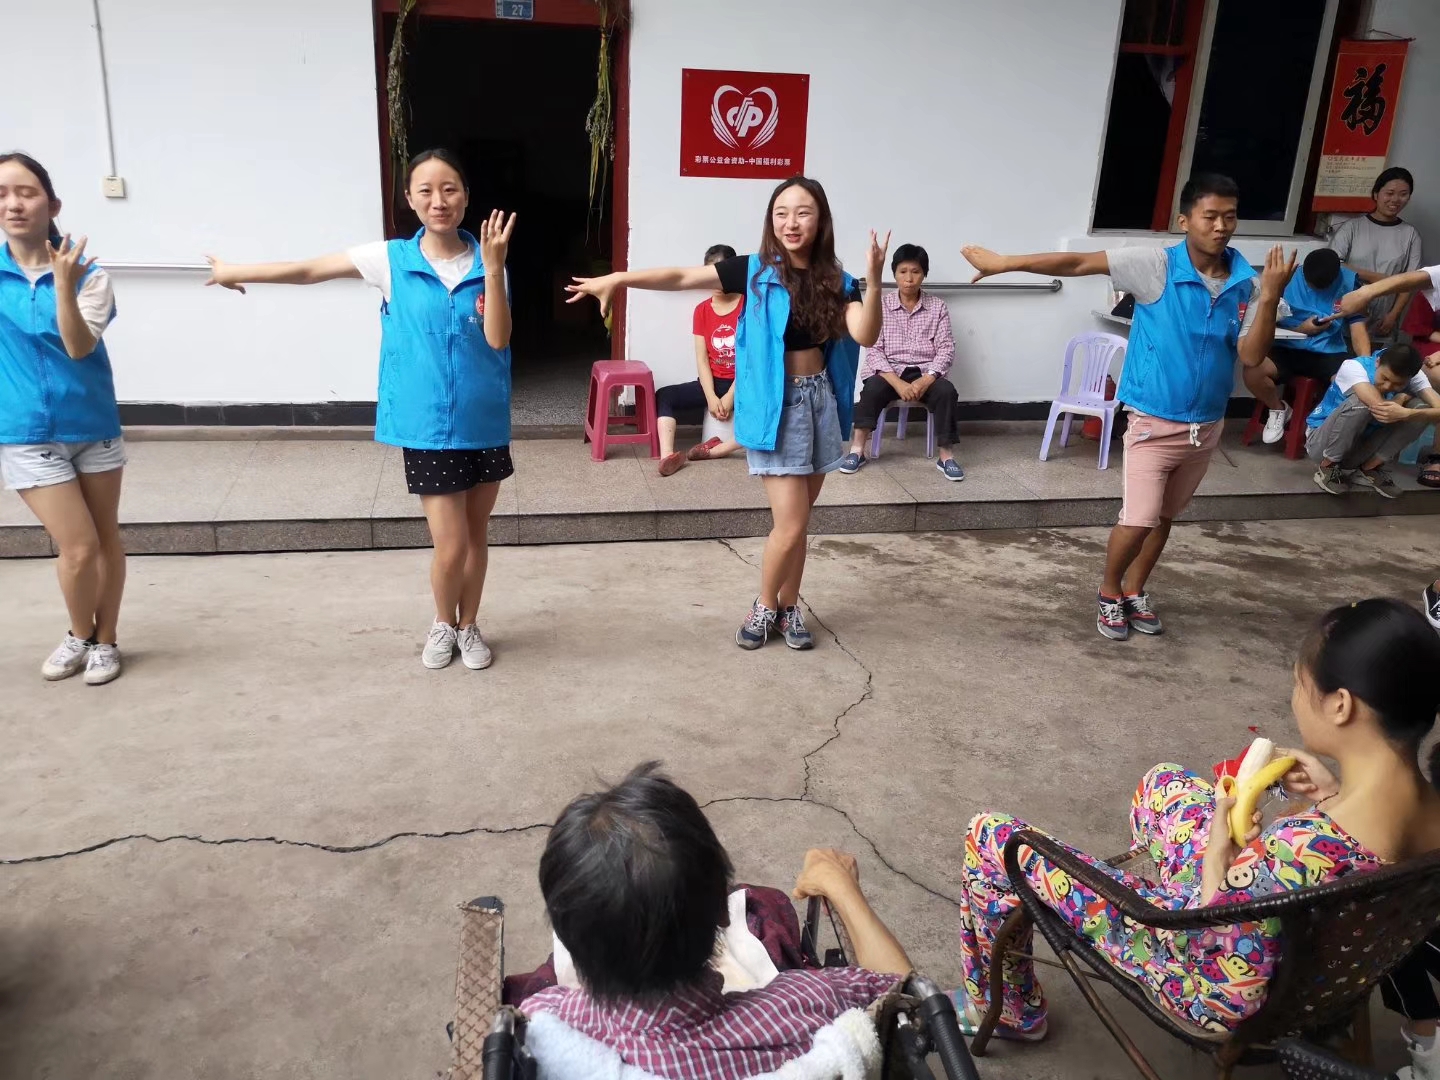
551, 888, 780, 995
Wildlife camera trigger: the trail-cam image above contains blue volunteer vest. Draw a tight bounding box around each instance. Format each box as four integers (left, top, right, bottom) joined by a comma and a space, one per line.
1278, 266, 1359, 354
1306, 352, 1389, 430
0, 242, 121, 444
733, 254, 861, 451
1120, 242, 1256, 424
374, 229, 511, 451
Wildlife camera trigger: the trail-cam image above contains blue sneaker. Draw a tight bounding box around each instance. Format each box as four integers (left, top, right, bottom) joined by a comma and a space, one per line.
736, 599, 776, 650
936, 457, 965, 482
837, 452, 866, 474
778, 606, 815, 650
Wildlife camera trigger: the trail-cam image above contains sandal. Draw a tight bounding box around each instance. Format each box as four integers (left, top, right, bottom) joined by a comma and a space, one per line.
1420, 454, 1440, 489
687, 437, 723, 461
949, 989, 1048, 1043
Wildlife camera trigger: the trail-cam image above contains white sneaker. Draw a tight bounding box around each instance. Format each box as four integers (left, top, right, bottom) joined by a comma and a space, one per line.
1399, 1026, 1440, 1080
457, 624, 493, 670
84, 643, 122, 686
41, 633, 91, 680
422, 620, 458, 669
1261, 403, 1292, 444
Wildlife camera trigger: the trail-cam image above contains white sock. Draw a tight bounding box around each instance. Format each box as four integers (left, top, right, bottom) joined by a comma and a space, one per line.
1405, 1025, 1437, 1051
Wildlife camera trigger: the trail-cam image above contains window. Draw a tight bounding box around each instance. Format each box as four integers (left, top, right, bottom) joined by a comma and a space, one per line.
1093, 0, 1342, 235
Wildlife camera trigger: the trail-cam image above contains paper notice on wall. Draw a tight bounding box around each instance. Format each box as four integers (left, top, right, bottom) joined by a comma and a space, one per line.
1315, 154, 1390, 202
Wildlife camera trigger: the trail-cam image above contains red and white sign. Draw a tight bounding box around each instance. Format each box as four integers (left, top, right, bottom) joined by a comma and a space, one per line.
680, 68, 809, 180
1312, 39, 1409, 212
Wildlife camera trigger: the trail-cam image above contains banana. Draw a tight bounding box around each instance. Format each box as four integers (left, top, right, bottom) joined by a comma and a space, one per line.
1217, 754, 1295, 847
1235, 738, 1276, 785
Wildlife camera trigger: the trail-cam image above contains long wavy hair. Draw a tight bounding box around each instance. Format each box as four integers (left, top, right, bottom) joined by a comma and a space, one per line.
753, 176, 848, 342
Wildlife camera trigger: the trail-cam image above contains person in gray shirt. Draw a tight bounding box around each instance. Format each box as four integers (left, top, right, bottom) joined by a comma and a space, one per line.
1329, 166, 1423, 340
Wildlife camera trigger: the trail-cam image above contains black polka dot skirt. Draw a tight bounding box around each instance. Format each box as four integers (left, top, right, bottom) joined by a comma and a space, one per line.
402, 446, 515, 495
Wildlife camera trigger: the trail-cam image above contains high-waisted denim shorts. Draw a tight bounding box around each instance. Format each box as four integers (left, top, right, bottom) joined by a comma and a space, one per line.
745, 372, 845, 477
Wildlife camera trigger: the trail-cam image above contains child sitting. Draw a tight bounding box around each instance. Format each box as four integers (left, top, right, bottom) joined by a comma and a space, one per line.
654, 244, 744, 477
1246, 247, 1369, 444
1306, 343, 1440, 498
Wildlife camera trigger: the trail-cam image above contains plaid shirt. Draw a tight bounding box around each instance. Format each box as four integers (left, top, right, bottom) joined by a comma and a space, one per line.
522, 967, 896, 1080
862, 290, 956, 379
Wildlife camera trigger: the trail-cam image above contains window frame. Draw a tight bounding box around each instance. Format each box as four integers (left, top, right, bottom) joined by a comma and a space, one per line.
1095, 0, 1343, 237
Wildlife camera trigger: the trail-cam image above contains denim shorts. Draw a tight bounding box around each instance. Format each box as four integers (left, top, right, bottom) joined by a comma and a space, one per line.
0, 438, 127, 490
746, 372, 845, 477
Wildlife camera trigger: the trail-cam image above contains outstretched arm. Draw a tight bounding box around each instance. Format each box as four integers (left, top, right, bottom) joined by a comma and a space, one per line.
1336, 268, 1434, 318
566, 265, 723, 317
962, 246, 1110, 280
205, 251, 362, 293
792, 848, 912, 976
479, 210, 516, 350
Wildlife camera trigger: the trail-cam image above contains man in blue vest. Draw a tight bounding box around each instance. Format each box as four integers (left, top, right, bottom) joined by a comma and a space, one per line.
964, 174, 1294, 641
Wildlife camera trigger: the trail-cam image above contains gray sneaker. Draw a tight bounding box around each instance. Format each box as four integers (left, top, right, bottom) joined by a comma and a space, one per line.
1313, 464, 1349, 495
422, 620, 458, 669
457, 624, 493, 670
778, 605, 815, 650
1354, 465, 1401, 499
41, 633, 91, 680
736, 599, 776, 650
84, 643, 122, 686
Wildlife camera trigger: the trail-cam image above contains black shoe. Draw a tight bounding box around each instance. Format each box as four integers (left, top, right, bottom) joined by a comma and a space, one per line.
1425, 583, 1440, 631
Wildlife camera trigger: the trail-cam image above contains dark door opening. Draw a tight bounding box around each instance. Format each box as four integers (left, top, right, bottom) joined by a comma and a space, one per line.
381, 13, 613, 425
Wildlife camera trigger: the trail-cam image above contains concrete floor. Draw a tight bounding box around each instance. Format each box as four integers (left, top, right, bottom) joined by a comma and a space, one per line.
1, 518, 1434, 1079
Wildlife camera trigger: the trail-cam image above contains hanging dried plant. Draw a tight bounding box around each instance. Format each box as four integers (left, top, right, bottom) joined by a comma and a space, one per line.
385, 0, 420, 230
585, 0, 627, 237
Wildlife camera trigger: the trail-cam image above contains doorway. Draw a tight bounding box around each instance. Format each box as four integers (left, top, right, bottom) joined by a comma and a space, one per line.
378, 8, 615, 427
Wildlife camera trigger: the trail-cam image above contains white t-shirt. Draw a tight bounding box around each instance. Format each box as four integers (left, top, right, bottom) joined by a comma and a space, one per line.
1106, 247, 1288, 335
1419, 264, 1440, 308
1334, 357, 1429, 398
347, 240, 476, 303
21, 263, 115, 340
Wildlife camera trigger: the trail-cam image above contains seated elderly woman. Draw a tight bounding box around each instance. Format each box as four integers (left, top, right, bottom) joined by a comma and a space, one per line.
519, 762, 911, 1078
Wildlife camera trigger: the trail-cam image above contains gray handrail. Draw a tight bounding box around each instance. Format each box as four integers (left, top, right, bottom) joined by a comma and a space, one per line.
98, 262, 211, 272
860, 279, 1062, 293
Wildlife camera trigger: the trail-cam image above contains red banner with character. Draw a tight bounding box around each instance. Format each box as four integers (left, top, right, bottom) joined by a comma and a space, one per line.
679, 68, 809, 180
1312, 39, 1409, 212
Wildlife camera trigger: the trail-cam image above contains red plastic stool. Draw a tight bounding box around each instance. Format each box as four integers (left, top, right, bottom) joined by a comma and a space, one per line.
1240, 375, 1322, 461
583, 360, 660, 461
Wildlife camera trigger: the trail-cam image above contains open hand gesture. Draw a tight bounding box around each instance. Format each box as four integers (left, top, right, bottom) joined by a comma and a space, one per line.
1259, 245, 1298, 298
480, 209, 516, 273
48, 235, 94, 293
866, 229, 891, 283
566, 273, 621, 317
962, 245, 1008, 282
203, 255, 245, 294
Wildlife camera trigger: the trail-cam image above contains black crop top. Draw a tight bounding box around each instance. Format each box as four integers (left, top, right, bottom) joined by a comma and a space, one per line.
714, 255, 862, 351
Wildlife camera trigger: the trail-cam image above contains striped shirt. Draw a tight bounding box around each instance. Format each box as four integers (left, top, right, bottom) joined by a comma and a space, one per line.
862, 291, 956, 379
522, 967, 896, 1079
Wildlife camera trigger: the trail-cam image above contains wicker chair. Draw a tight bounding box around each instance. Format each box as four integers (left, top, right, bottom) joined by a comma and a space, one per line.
1275, 1039, 1388, 1079
968, 830, 1440, 1079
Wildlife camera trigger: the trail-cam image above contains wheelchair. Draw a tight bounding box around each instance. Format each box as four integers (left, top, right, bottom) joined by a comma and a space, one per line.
447, 895, 982, 1080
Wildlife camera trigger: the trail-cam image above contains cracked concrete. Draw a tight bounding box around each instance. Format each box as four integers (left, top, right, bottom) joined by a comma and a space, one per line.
2, 518, 1435, 1078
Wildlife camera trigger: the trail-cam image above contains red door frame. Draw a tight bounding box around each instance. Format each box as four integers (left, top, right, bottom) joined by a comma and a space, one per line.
372, 0, 630, 361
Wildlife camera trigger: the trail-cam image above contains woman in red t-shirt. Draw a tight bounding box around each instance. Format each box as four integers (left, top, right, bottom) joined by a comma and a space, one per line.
654, 244, 745, 475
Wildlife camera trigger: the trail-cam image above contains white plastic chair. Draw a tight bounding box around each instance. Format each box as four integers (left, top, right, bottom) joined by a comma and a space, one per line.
1039, 332, 1127, 470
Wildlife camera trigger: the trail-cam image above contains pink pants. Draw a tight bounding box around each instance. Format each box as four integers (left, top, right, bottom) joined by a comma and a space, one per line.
1118, 414, 1223, 528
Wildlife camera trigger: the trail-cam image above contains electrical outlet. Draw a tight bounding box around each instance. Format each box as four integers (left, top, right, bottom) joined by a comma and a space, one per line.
102, 176, 126, 199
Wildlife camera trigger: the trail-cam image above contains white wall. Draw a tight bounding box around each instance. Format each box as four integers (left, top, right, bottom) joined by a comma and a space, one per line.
5, 0, 384, 403
624, 0, 1128, 403
1369, 0, 1440, 249
7, 0, 1438, 407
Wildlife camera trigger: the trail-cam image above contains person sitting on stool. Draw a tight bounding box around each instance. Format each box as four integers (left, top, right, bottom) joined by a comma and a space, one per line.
1247, 247, 1370, 445
839, 244, 964, 481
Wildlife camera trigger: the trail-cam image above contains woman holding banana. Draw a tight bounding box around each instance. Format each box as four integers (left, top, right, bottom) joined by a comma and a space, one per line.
952, 598, 1440, 1043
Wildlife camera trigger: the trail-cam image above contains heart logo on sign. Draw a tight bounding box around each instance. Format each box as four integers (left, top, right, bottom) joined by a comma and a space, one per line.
711, 85, 780, 150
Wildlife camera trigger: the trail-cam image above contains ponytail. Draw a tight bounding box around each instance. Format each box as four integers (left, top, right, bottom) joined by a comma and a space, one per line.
0, 151, 62, 245
1299, 599, 1440, 789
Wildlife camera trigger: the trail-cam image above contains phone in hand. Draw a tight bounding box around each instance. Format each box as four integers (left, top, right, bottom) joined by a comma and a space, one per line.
1312, 313, 1335, 325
